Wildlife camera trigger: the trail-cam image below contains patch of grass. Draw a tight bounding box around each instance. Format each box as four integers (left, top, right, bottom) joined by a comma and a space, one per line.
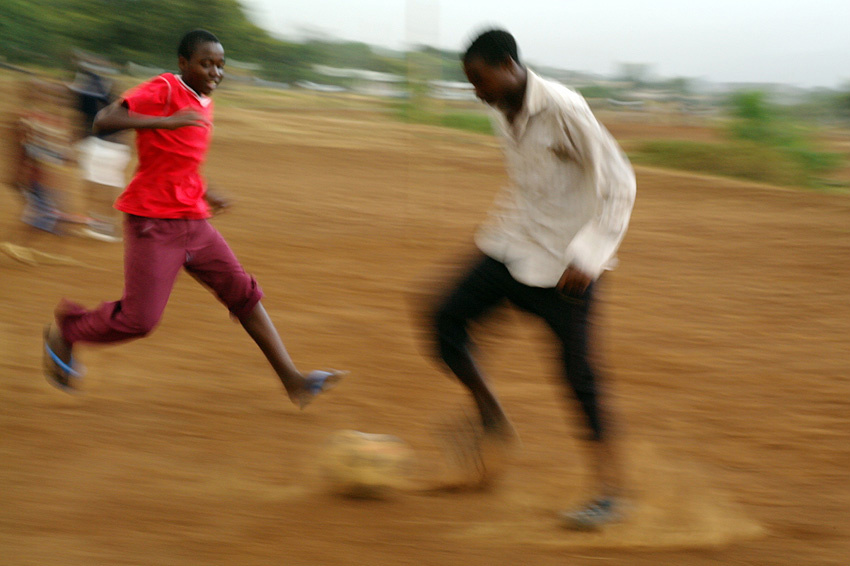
629, 139, 845, 188
393, 102, 493, 135
438, 112, 493, 134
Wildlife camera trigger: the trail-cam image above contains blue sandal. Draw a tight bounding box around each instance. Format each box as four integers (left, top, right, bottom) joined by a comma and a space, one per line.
43, 325, 84, 393
298, 369, 345, 409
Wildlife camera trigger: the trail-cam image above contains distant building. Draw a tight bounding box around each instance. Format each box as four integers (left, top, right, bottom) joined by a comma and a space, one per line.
312, 65, 406, 97
294, 80, 346, 93
428, 80, 475, 100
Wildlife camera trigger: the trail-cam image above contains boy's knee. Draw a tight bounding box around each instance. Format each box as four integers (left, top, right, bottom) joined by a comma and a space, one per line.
217, 276, 263, 320
121, 314, 160, 337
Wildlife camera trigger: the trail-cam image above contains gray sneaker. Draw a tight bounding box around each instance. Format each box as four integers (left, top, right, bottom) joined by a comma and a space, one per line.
559, 497, 624, 530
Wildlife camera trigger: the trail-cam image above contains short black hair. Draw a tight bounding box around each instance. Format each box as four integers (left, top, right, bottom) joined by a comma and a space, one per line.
178, 29, 220, 60
462, 29, 520, 66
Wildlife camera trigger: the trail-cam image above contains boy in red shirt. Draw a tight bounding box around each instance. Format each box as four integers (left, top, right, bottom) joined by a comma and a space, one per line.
43, 29, 343, 407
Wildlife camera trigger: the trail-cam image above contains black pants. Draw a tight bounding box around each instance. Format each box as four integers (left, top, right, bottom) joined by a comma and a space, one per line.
433, 254, 607, 441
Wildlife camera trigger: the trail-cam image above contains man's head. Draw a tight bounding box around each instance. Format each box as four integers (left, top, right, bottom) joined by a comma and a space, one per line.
462, 29, 525, 108
177, 29, 224, 96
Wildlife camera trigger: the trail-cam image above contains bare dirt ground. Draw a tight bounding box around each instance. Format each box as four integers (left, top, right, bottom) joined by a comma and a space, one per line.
2, 76, 849, 565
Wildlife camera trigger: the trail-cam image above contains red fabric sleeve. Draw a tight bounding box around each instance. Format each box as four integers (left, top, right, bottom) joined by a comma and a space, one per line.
121, 75, 171, 117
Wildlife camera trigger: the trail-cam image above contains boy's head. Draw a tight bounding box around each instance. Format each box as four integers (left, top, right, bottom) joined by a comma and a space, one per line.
462, 29, 525, 108
177, 29, 224, 96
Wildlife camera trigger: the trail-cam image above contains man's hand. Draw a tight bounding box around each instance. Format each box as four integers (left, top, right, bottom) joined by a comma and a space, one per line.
557, 265, 592, 296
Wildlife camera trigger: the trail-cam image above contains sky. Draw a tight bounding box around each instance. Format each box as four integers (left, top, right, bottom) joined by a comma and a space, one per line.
239, 0, 849, 89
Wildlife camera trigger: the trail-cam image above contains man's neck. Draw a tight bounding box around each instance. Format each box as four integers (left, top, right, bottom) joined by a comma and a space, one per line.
501, 68, 528, 124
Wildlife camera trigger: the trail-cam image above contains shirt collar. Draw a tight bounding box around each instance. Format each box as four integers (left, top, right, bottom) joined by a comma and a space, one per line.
498, 68, 547, 140
522, 69, 548, 117
175, 74, 211, 106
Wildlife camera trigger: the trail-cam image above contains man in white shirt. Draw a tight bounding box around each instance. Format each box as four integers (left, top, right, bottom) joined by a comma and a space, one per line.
430, 29, 636, 529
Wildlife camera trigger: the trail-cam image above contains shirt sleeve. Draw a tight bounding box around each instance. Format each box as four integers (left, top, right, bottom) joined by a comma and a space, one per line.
559, 96, 637, 279
121, 75, 172, 117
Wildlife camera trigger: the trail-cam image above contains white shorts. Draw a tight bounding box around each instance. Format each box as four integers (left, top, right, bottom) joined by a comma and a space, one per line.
76, 137, 131, 188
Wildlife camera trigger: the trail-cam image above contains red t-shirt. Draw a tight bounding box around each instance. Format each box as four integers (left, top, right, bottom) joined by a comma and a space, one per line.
115, 73, 213, 219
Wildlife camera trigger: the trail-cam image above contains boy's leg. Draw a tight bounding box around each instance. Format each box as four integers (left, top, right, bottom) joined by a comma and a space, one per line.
46, 215, 187, 387
432, 254, 514, 437
239, 301, 342, 407
183, 220, 341, 407
238, 301, 299, 381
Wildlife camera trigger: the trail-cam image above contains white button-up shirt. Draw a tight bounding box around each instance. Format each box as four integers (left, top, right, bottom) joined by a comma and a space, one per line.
475, 69, 636, 287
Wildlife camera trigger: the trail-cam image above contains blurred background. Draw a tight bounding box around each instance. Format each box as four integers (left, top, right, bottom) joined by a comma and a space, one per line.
1, 0, 849, 192
2, 3, 850, 565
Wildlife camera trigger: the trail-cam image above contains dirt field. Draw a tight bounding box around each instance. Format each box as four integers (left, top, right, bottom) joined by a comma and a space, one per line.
2, 76, 849, 565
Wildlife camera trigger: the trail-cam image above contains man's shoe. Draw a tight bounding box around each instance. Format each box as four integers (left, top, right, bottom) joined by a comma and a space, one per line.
559, 497, 624, 530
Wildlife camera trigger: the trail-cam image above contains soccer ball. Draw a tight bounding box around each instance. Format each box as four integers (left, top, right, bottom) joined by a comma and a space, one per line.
318, 429, 416, 498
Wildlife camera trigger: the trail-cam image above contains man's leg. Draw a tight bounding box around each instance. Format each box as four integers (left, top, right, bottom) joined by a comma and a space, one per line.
520, 283, 626, 527
432, 254, 514, 437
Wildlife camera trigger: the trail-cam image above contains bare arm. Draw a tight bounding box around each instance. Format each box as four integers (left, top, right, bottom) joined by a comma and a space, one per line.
93, 100, 210, 135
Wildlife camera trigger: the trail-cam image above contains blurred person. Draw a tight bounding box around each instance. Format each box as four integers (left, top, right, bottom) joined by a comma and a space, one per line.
13, 80, 73, 234
68, 54, 131, 242
43, 29, 344, 407
1, 78, 80, 265
419, 29, 636, 529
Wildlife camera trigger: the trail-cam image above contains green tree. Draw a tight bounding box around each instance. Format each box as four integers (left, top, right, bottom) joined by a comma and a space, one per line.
0, 1, 416, 85
727, 90, 777, 142
725, 90, 842, 184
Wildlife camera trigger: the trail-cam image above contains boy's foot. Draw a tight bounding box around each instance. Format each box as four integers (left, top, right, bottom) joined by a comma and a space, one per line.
559, 496, 625, 531
288, 369, 346, 409
43, 324, 83, 393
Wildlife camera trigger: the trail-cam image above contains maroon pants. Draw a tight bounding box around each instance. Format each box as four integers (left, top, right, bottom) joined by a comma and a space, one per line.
58, 214, 263, 345
433, 254, 607, 441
